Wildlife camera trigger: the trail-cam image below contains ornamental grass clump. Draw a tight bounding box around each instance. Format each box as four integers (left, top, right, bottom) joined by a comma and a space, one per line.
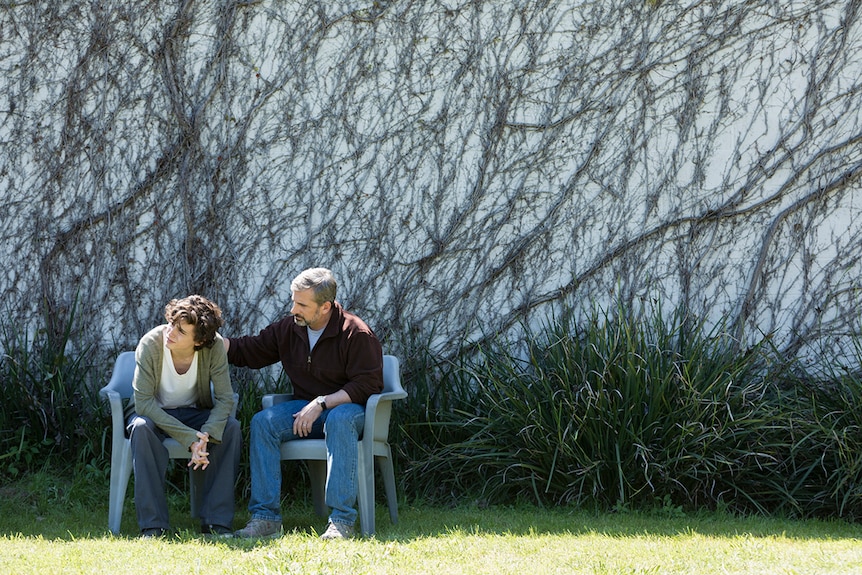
401, 303, 797, 514
0, 305, 103, 479
783, 339, 862, 520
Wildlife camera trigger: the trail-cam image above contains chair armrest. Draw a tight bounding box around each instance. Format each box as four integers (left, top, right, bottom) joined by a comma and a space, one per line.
376, 389, 407, 402
262, 393, 294, 409
363, 389, 407, 443
100, 388, 129, 447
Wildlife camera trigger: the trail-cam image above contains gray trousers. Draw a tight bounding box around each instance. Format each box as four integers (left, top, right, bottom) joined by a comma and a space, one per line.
127, 408, 241, 531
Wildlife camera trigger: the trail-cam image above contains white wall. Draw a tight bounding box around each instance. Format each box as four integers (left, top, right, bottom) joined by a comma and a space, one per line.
0, 1, 860, 364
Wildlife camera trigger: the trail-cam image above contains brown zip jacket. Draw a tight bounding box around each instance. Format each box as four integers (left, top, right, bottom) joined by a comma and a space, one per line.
227, 301, 383, 405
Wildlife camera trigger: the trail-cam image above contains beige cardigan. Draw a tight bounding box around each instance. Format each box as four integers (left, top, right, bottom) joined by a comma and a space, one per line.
127, 325, 234, 448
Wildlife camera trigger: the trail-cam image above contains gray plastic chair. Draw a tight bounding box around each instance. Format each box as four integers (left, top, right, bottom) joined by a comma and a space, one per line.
99, 350, 238, 535
262, 354, 407, 536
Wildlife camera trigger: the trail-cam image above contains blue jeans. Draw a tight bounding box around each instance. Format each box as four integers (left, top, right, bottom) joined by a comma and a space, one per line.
248, 400, 365, 526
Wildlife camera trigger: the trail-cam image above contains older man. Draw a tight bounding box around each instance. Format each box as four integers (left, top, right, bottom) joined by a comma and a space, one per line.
227, 268, 383, 539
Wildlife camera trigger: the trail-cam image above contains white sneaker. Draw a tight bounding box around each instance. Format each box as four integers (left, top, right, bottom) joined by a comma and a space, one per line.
320, 521, 355, 540
234, 518, 282, 538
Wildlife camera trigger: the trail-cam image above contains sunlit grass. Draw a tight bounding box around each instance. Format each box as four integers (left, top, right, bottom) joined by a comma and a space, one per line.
1, 487, 860, 575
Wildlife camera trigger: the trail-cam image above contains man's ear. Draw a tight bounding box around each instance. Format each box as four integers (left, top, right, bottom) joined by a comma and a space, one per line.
321, 301, 333, 314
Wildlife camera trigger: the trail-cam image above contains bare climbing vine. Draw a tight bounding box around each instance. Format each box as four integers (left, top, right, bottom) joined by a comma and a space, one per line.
0, 0, 860, 367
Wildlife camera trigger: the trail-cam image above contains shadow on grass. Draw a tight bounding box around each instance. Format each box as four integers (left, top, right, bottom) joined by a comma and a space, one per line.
2, 495, 860, 545
1, 472, 859, 544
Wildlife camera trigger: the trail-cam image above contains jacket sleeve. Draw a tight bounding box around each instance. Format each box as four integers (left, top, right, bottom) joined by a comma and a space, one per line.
226, 318, 288, 369
342, 329, 384, 405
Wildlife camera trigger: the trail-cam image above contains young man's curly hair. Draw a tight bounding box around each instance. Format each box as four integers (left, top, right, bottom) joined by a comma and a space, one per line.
164, 295, 224, 350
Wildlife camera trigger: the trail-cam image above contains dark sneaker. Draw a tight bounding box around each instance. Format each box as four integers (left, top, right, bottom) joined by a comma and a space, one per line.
201, 524, 234, 538
320, 521, 355, 540
234, 518, 282, 538
140, 527, 169, 538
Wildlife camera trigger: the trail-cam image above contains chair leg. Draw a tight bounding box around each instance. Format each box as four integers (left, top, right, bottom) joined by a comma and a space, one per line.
108, 444, 133, 535
307, 460, 328, 518
356, 446, 375, 536
377, 450, 399, 525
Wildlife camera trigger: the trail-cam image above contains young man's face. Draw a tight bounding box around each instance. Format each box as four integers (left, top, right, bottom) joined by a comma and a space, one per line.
290, 289, 331, 330
164, 319, 200, 354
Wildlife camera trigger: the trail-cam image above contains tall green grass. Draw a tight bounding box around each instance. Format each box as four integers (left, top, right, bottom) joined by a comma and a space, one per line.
0, 302, 105, 479
782, 339, 862, 520
394, 302, 862, 519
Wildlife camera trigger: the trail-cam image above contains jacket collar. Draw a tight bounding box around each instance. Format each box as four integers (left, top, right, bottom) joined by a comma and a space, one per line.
291, 301, 344, 341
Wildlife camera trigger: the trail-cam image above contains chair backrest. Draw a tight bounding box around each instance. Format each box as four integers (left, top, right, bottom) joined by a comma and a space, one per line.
102, 350, 137, 400
382, 355, 405, 396
367, 355, 406, 443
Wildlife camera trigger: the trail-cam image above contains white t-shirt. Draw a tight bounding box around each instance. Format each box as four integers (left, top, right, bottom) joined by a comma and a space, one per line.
157, 340, 199, 409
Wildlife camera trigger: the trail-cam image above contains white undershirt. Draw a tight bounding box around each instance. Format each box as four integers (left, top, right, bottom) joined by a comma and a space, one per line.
157, 339, 199, 409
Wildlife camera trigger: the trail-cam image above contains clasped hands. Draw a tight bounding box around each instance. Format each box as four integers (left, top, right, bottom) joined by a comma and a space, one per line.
189, 431, 210, 470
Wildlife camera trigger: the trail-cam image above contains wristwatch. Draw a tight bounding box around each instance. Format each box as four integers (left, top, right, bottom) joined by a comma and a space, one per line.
315, 396, 328, 410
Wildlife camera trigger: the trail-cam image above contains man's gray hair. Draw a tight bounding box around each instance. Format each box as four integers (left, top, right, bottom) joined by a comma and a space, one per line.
291, 267, 337, 304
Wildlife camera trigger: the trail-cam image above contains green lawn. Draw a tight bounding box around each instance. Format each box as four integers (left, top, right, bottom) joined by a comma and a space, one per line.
1, 479, 861, 575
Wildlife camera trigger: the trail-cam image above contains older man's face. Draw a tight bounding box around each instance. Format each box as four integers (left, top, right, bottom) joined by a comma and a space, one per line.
290, 289, 330, 330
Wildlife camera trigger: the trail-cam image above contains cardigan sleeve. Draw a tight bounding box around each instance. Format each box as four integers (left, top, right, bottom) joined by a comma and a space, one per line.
196, 334, 234, 443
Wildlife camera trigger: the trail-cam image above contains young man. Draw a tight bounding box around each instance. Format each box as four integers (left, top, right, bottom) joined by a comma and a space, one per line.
126, 295, 240, 538
227, 268, 383, 539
